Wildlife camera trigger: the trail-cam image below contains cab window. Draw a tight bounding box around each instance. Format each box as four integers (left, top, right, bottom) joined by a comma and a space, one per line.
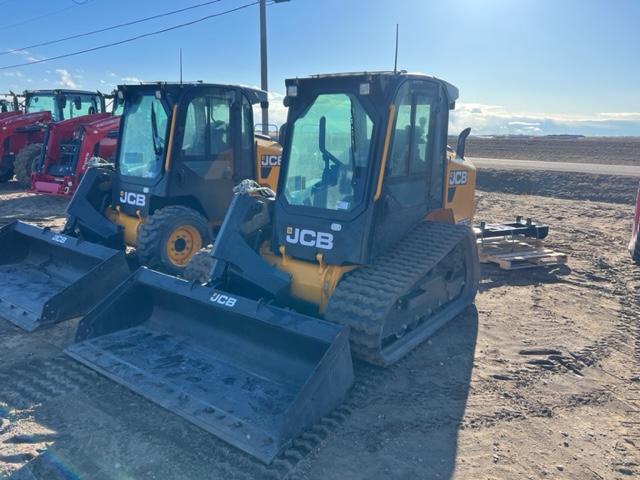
284, 93, 372, 213
387, 82, 437, 207
181, 91, 234, 180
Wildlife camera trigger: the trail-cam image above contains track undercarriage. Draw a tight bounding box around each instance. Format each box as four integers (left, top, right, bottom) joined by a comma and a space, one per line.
326, 221, 480, 366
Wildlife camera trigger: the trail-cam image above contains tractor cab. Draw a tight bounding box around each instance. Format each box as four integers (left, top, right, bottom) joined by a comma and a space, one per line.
24, 89, 106, 121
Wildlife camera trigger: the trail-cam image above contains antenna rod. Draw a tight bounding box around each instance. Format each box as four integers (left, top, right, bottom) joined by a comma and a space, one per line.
394, 24, 399, 75
180, 48, 183, 85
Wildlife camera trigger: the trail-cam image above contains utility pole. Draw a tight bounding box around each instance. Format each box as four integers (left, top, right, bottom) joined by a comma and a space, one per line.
259, 0, 290, 136
259, 0, 268, 135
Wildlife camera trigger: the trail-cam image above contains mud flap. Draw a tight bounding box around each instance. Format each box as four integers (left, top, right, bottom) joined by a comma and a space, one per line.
64, 267, 354, 464
0, 221, 130, 331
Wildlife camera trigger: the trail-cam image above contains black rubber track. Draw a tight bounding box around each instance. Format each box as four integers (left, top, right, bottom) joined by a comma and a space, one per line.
325, 221, 479, 366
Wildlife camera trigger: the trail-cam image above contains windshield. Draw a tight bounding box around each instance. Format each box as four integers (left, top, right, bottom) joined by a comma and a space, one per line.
25, 92, 102, 121
117, 93, 169, 180
283, 93, 372, 212
25, 94, 57, 117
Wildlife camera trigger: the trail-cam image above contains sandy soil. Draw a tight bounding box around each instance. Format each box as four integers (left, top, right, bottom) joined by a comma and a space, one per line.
1, 137, 639, 479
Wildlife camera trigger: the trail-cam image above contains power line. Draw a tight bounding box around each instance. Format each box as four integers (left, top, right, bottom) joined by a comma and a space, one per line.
0, 1, 259, 70
1, 0, 227, 57
4, 0, 97, 30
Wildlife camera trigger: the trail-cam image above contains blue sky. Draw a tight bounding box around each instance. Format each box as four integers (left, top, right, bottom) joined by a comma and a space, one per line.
1, 0, 639, 136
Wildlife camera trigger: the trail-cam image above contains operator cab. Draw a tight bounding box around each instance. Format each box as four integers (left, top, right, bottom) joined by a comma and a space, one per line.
114, 83, 266, 220
276, 72, 457, 266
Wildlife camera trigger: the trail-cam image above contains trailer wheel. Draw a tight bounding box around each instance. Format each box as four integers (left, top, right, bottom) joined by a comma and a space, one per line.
183, 248, 214, 284
137, 205, 211, 276
14, 143, 42, 189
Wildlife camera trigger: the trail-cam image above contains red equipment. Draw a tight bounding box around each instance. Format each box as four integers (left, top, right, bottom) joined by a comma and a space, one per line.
0, 89, 106, 184
27, 114, 119, 197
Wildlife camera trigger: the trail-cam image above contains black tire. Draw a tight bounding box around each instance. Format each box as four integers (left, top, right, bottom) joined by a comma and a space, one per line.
183, 248, 214, 284
136, 205, 211, 276
14, 143, 42, 189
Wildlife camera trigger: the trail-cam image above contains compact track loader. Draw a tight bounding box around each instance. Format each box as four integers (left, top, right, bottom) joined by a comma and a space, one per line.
66, 71, 480, 463
0, 82, 281, 331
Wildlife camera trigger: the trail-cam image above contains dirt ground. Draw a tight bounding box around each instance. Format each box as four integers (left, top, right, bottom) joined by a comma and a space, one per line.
1, 137, 640, 479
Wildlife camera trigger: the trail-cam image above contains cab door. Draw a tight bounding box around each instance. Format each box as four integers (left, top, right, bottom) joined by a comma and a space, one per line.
170, 87, 255, 222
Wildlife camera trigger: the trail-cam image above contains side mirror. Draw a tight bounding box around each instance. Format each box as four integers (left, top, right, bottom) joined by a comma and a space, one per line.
57, 94, 67, 110
74, 97, 82, 111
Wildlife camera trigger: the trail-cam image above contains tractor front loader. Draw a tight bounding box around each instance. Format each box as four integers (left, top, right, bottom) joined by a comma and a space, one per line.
65, 71, 480, 462
0, 82, 281, 332
26, 113, 120, 197
0, 89, 107, 184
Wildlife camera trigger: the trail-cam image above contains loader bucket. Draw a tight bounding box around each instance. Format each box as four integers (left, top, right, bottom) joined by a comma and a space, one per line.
0, 221, 130, 331
65, 267, 354, 464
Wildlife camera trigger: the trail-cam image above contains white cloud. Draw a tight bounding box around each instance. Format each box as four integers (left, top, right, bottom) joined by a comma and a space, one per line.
596, 112, 640, 119
267, 91, 287, 126
55, 69, 79, 88
251, 90, 287, 131
450, 102, 640, 136
6, 49, 29, 56
121, 76, 144, 84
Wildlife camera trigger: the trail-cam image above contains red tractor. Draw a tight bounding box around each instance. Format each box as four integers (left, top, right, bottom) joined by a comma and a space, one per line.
0, 89, 107, 184
25, 113, 120, 197
0, 93, 21, 120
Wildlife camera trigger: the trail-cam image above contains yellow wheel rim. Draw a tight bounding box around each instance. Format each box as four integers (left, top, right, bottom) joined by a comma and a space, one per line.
166, 225, 202, 267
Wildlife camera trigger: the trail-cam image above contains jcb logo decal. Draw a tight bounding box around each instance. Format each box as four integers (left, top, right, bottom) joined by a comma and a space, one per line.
51, 234, 68, 244
286, 227, 334, 250
210, 292, 237, 307
449, 170, 467, 186
119, 191, 146, 206
261, 154, 281, 166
